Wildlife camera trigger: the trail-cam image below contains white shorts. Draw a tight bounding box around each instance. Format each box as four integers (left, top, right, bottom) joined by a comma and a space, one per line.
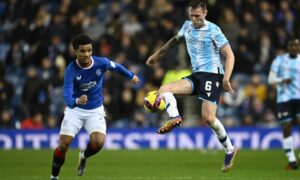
60, 106, 106, 137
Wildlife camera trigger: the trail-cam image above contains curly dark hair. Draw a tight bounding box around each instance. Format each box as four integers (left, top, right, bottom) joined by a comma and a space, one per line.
71, 34, 92, 50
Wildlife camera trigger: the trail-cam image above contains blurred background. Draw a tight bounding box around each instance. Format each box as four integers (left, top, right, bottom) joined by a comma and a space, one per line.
0, 0, 300, 130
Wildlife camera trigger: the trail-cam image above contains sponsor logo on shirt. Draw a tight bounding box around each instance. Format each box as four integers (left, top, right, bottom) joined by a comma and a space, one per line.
186, 37, 210, 47
80, 81, 97, 91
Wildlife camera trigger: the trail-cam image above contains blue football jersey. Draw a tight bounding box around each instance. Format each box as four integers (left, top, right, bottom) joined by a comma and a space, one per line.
270, 53, 300, 103
177, 20, 229, 74
63, 56, 134, 109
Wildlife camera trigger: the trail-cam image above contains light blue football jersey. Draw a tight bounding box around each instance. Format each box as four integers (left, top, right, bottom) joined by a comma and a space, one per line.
270, 53, 300, 103
63, 56, 134, 109
178, 20, 229, 74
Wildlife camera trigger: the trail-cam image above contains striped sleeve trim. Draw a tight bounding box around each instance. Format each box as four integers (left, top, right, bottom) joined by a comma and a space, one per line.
110, 61, 116, 68
219, 42, 229, 50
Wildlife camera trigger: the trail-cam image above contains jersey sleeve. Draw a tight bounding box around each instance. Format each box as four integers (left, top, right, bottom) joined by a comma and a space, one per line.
103, 57, 134, 79
63, 66, 77, 108
270, 56, 281, 74
177, 21, 189, 38
211, 25, 229, 50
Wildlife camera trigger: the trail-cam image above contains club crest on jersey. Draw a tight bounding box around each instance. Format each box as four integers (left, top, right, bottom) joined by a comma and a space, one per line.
216, 82, 219, 87
76, 75, 81, 81
96, 69, 102, 76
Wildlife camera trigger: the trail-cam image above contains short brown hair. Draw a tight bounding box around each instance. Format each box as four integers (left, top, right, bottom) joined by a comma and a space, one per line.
189, 0, 207, 9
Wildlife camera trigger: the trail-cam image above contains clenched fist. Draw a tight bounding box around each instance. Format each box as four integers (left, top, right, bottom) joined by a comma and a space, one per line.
77, 94, 88, 105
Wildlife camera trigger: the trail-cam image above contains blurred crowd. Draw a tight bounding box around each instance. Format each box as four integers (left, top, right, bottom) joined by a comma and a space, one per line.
1, 0, 300, 129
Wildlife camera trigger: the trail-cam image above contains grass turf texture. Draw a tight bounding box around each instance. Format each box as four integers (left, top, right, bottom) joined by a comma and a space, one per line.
0, 149, 299, 180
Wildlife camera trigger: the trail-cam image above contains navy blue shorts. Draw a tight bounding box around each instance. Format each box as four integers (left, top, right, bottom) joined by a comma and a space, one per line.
184, 72, 223, 104
277, 100, 300, 123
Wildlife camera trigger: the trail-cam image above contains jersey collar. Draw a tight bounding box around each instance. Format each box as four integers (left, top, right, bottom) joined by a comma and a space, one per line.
76, 57, 94, 69
192, 20, 208, 30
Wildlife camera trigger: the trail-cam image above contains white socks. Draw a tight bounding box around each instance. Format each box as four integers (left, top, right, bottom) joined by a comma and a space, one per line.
50, 175, 59, 179
161, 92, 234, 153
283, 136, 296, 162
210, 118, 234, 153
161, 92, 180, 118
80, 151, 86, 159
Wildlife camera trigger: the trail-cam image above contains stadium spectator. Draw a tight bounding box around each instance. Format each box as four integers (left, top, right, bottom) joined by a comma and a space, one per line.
256, 31, 274, 74
219, 79, 245, 126
21, 112, 44, 129
83, 13, 105, 41
244, 74, 267, 102
241, 95, 266, 124
46, 115, 59, 129
22, 66, 50, 120
0, 74, 14, 109
256, 109, 278, 128
5, 40, 26, 67
0, 108, 15, 128
116, 83, 137, 126
268, 38, 300, 170
218, 7, 240, 50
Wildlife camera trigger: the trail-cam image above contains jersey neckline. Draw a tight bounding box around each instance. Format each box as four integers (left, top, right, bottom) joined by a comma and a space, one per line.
76, 57, 94, 69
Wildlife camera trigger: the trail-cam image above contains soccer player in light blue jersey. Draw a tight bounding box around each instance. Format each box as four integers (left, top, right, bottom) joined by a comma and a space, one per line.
268, 38, 300, 170
50, 34, 140, 180
146, 0, 237, 172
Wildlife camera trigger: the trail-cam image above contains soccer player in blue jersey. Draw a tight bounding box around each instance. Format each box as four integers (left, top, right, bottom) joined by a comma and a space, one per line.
50, 34, 140, 180
268, 38, 300, 170
146, 0, 237, 172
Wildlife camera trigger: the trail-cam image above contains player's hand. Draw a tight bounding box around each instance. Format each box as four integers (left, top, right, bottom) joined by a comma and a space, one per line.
132, 75, 140, 85
282, 78, 292, 84
77, 94, 88, 105
146, 53, 159, 67
223, 79, 235, 95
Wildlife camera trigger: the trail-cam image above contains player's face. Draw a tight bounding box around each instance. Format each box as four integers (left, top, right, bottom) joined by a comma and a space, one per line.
188, 7, 207, 28
288, 39, 300, 56
75, 44, 92, 66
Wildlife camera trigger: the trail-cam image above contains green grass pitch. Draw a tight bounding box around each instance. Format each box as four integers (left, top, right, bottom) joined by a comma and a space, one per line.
0, 149, 299, 180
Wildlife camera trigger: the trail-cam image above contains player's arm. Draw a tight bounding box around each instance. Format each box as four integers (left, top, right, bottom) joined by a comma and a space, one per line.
268, 71, 291, 85
108, 61, 140, 85
63, 69, 77, 107
220, 44, 235, 95
268, 58, 291, 85
63, 67, 88, 107
146, 35, 183, 66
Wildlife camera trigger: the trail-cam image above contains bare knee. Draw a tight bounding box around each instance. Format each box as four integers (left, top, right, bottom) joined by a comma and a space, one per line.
57, 135, 73, 152
201, 102, 217, 126
202, 110, 216, 126
202, 115, 215, 126
90, 133, 105, 151
58, 141, 70, 152
282, 122, 292, 138
93, 139, 104, 150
